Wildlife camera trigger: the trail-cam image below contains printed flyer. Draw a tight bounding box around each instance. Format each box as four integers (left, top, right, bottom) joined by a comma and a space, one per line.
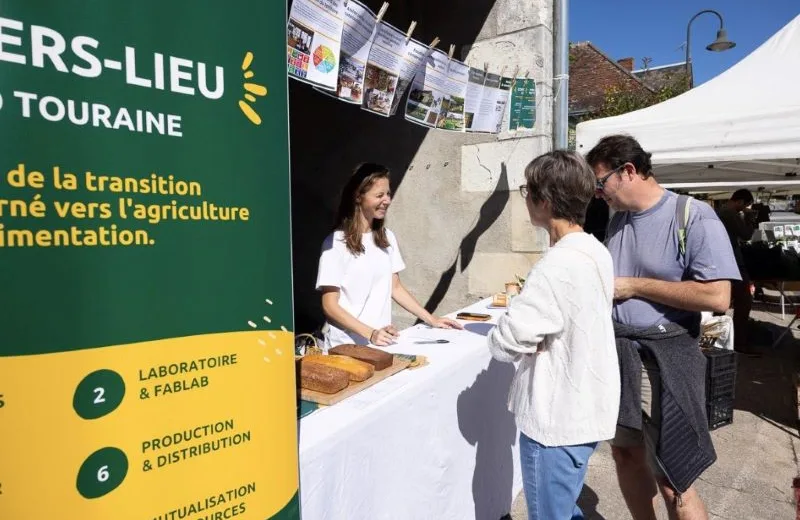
362, 21, 430, 117
467, 72, 512, 134
314, 0, 378, 105
287, 0, 346, 90
0, 2, 298, 519
464, 67, 487, 132
435, 58, 469, 131
508, 78, 537, 131
404, 48, 451, 127
317, 0, 378, 104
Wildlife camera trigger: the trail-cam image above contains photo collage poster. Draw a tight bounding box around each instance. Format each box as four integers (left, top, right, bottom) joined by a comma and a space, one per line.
361, 21, 429, 117
316, 0, 378, 104
405, 49, 471, 131
287, 0, 346, 90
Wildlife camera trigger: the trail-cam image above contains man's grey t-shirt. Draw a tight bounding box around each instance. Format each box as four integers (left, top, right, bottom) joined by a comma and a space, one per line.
605, 191, 741, 333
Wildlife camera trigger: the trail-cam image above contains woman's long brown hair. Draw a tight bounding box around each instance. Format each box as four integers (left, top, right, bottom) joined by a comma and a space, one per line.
333, 163, 391, 255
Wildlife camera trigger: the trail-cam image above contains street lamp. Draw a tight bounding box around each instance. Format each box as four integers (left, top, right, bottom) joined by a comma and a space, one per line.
685, 9, 736, 88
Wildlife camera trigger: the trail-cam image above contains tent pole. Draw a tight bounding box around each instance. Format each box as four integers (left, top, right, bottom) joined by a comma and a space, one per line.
553, 0, 569, 149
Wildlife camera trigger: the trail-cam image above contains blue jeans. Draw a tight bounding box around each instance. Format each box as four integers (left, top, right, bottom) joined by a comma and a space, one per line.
519, 433, 597, 520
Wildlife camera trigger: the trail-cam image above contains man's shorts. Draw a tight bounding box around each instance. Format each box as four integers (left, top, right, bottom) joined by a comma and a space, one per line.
609, 357, 666, 477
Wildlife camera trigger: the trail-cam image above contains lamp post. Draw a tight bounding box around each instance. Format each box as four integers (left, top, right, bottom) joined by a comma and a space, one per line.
685, 9, 736, 89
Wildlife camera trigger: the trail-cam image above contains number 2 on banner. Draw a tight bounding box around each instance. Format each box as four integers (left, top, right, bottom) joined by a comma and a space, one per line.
93, 388, 106, 405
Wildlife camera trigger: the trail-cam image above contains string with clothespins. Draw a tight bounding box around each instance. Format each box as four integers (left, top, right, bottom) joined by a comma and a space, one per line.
404, 20, 417, 43
375, 2, 389, 23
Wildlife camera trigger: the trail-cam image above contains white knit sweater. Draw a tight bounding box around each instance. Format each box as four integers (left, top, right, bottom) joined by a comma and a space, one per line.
488, 232, 620, 447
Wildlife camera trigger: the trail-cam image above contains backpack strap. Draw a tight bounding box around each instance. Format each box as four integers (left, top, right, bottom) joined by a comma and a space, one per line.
676, 194, 692, 256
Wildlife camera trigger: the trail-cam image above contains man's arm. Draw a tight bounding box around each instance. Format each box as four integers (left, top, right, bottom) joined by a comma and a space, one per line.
615, 277, 731, 313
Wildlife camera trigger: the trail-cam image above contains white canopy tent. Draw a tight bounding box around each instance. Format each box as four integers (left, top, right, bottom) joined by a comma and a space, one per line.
576, 13, 800, 190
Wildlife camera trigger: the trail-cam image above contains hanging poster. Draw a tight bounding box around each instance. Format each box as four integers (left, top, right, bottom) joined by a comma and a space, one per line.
508, 78, 537, 131
432, 59, 469, 131
462, 72, 511, 134
362, 21, 429, 117
287, 0, 346, 90
464, 67, 486, 132
404, 48, 450, 127
479, 73, 513, 133
0, 2, 298, 519
316, 0, 377, 104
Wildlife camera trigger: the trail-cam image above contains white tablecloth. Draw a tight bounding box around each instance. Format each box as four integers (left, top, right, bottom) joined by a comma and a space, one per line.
298, 299, 523, 520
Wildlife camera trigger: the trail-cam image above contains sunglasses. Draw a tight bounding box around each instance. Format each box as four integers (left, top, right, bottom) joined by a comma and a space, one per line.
596, 164, 627, 192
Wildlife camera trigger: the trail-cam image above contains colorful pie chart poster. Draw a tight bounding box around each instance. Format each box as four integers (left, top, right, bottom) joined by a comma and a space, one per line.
287, 0, 346, 90
0, 1, 299, 519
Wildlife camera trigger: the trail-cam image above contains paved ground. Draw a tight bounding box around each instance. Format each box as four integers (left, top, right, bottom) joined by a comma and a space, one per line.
510, 302, 800, 519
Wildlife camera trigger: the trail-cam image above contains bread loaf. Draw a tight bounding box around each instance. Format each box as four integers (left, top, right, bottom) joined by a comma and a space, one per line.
303, 354, 374, 382
297, 359, 349, 394
329, 344, 393, 371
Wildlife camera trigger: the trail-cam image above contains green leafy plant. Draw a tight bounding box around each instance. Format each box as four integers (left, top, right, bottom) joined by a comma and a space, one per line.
588, 72, 690, 120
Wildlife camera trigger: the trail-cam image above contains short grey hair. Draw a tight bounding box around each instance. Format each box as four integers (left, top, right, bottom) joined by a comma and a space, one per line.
524, 150, 596, 226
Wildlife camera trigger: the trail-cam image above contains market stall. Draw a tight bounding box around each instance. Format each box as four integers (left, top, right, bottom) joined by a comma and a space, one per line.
576, 14, 800, 188
297, 299, 523, 520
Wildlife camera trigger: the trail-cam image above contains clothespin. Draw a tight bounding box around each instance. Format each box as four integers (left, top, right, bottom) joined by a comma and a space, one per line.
376, 2, 389, 23
429, 37, 440, 48
510, 66, 520, 87
405, 21, 417, 42
524, 70, 530, 79
483, 62, 489, 73
499, 65, 507, 78
448, 44, 456, 59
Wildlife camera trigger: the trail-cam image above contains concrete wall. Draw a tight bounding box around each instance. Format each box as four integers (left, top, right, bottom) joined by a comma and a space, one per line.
290, 0, 555, 333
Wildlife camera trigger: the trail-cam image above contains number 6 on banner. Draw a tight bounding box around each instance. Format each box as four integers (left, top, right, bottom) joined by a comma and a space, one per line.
76, 448, 128, 499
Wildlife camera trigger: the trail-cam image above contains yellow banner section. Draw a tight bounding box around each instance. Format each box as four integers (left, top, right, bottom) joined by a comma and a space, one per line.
0, 331, 298, 520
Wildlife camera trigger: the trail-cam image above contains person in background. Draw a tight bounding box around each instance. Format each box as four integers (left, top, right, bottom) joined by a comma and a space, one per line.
488, 151, 620, 520
587, 134, 740, 520
717, 189, 757, 352
315, 162, 461, 350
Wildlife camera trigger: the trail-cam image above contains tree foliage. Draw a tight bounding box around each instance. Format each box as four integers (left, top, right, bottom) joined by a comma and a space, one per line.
590, 73, 690, 120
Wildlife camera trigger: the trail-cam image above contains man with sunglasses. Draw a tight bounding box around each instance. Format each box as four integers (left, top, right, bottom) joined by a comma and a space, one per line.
586, 135, 739, 520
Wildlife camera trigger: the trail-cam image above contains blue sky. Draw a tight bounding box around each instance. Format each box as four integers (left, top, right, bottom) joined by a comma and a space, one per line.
570, 1, 799, 85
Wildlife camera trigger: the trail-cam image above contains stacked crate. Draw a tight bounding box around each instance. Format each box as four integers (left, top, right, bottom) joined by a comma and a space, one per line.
702, 347, 737, 430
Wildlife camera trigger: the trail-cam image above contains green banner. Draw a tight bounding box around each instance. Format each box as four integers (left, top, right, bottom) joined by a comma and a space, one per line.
0, 2, 299, 519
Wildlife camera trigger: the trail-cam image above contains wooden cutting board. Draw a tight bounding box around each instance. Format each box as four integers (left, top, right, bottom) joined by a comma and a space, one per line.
300, 355, 411, 406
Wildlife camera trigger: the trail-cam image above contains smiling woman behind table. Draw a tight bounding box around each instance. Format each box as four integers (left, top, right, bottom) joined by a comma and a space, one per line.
488, 151, 620, 520
316, 162, 461, 350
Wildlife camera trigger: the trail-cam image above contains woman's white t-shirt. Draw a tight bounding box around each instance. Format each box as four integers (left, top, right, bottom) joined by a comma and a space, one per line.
316, 229, 405, 348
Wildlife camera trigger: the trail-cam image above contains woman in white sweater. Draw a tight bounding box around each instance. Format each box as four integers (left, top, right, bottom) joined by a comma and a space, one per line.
488, 150, 620, 520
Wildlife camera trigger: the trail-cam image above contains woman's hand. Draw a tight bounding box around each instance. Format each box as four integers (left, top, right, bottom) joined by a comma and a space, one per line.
370, 325, 398, 346
428, 316, 463, 330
